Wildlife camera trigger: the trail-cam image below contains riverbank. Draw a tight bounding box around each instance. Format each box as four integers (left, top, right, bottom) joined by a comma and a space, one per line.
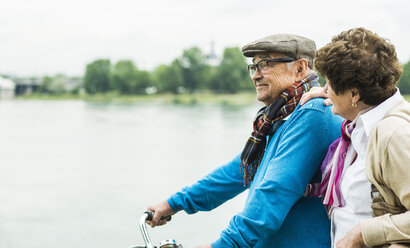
16, 92, 258, 105
14, 92, 410, 105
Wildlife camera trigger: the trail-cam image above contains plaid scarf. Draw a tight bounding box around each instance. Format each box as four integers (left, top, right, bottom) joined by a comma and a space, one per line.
319, 120, 356, 213
240, 74, 319, 186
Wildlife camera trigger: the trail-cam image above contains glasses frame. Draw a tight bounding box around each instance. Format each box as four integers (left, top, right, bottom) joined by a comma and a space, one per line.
248, 57, 297, 77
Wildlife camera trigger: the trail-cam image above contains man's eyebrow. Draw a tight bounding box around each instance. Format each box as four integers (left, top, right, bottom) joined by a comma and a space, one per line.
252, 54, 271, 63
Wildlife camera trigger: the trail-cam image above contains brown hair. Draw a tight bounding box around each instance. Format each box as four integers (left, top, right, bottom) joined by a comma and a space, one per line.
315, 27, 402, 105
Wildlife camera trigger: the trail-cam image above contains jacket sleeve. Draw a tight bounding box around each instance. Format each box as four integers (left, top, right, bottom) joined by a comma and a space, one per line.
361, 124, 410, 246
167, 154, 246, 214
212, 106, 339, 247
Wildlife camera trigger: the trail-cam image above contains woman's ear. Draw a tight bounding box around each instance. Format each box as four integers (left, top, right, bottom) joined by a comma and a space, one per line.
351, 88, 361, 103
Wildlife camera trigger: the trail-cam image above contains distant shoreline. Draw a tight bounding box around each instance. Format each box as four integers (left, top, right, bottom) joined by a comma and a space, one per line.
14, 93, 410, 105
15, 91, 259, 106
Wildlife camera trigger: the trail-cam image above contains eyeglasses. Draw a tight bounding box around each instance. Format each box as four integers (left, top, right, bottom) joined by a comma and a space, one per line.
247, 57, 297, 77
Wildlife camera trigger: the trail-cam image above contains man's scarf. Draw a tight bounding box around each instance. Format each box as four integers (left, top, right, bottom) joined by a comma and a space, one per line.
240, 74, 319, 186
319, 120, 355, 213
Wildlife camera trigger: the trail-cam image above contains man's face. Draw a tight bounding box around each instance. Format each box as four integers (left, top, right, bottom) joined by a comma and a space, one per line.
251, 53, 298, 106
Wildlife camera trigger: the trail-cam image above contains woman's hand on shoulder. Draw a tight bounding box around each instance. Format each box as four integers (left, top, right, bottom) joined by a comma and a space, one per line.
300, 85, 333, 106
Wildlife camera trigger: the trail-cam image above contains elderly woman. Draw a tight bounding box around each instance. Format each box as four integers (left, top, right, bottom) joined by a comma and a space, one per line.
301, 27, 410, 248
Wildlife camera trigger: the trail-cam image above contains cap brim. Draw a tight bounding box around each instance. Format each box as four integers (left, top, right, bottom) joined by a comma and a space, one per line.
242, 49, 271, 57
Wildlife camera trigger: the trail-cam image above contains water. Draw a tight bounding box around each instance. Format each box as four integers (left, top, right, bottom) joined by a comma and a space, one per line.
0, 100, 261, 248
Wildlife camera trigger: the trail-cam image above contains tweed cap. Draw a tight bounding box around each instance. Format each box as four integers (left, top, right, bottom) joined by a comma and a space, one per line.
242, 34, 316, 68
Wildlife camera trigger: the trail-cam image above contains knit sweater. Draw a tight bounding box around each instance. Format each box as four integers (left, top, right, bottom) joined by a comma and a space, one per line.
168, 98, 342, 247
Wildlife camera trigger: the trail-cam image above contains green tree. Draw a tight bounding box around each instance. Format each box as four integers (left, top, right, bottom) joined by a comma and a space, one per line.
135, 69, 152, 94
153, 60, 184, 93
67, 76, 82, 95
48, 75, 66, 94
39, 76, 53, 93
210, 47, 250, 93
110, 60, 137, 94
39, 75, 66, 94
84, 59, 111, 94
179, 47, 210, 93
398, 60, 410, 94
110, 60, 151, 94
317, 74, 326, 86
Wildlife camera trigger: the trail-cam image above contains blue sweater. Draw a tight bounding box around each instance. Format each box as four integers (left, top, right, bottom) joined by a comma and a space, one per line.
168, 98, 343, 247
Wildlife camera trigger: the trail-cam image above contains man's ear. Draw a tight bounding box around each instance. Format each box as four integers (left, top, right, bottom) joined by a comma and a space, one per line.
297, 59, 309, 73
295, 59, 309, 80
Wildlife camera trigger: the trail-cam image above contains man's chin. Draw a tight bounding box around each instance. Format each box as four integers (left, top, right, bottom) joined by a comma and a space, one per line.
256, 95, 270, 105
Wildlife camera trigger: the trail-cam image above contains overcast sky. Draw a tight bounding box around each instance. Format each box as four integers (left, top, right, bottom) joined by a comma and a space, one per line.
1, 0, 409, 77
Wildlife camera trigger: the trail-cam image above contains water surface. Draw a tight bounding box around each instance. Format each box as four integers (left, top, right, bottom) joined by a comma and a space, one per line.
0, 100, 261, 248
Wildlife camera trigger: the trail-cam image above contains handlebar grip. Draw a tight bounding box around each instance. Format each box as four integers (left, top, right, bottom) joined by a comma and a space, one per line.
145, 211, 172, 222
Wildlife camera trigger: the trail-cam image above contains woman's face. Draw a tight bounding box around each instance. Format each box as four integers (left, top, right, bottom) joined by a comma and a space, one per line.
326, 81, 358, 121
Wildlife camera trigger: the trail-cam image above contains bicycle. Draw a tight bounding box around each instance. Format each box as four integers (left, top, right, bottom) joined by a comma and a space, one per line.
130, 211, 183, 248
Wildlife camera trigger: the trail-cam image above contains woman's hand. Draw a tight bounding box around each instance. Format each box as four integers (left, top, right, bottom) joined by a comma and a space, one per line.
389, 244, 410, 248
336, 224, 365, 248
300, 84, 332, 106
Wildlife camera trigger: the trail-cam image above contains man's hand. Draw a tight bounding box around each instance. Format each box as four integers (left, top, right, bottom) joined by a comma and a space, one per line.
336, 224, 365, 248
146, 200, 174, 228
300, 84, 332, 106
195, 244, 212, 248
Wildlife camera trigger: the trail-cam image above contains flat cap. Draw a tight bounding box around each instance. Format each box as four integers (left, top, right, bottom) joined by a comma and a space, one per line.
242, 34, 316, 68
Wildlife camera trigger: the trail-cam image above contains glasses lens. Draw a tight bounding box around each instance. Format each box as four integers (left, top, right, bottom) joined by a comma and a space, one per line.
248, 65, 256, 77
257, 60, 268, 72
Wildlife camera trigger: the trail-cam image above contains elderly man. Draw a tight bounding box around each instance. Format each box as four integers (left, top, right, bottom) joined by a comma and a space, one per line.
147, 34, 342, 247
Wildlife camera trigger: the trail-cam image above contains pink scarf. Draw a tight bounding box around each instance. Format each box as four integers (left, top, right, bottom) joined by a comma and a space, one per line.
320, 120, 355, 212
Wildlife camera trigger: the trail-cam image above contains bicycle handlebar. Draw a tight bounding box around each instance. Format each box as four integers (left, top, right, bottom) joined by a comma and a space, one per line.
145, 211, 172, 222
139, 211, 173, 248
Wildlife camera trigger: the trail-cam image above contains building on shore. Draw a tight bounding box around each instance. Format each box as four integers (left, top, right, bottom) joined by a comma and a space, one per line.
0, 77, 16, 99
207, 41, 220, 66
14, 77, 41, 95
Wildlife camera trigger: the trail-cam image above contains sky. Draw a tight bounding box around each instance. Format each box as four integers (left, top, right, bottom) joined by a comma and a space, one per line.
1, 0, 410, 77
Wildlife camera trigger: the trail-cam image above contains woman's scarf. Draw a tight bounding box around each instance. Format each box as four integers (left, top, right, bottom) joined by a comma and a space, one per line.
319, 120, 355, 213
240, 73, 319, 186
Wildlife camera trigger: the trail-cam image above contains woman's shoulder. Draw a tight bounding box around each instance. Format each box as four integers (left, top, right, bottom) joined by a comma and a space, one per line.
386, 100, 410, 121
373, 100, 410, 143
376, 100, 409, 128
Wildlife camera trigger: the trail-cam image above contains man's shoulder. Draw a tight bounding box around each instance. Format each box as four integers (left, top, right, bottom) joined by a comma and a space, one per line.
297, 98, 329, 113
285, 98, 341, 128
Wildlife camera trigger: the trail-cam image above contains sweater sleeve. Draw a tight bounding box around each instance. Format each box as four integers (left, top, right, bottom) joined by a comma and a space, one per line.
362, 123, 410, 246
167, 154, 246, 214
213, 106, 340, 247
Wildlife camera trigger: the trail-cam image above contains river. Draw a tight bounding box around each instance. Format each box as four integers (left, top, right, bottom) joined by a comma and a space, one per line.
0, 99, 262, 248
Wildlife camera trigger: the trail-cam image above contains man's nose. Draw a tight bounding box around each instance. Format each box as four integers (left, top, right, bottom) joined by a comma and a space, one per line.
251, 69, 263, 81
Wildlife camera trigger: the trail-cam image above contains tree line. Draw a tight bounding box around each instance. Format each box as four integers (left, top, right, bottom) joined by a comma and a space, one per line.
36, 46, 410, 95
83, 46, 252, 95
